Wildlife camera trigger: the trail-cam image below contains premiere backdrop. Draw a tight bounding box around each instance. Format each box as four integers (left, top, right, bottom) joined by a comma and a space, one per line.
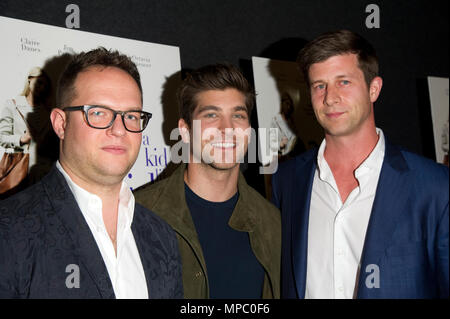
0, 0, 448, 195
0, 16, 181, 190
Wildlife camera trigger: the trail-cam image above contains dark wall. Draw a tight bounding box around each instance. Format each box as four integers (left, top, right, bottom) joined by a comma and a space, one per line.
1, 0, 448, 157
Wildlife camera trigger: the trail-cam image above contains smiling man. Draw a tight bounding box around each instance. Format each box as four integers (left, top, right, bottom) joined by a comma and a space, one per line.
135, 64, 281, 299
0, 48, 182, 298
272, 30, 449, 299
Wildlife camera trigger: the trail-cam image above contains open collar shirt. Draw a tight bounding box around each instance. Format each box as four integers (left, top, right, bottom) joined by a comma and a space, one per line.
305, 128, 385, 299
56, 161, 148, 299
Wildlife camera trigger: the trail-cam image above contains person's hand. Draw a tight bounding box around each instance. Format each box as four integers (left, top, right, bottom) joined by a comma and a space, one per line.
20, 130, 31, 145
280, 136, 288, 149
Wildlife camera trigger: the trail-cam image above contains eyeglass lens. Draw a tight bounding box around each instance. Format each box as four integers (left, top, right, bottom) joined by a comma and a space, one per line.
87, 106, 147, 131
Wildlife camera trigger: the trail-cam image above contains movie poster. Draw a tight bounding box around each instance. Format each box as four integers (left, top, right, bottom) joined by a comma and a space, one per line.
428, 76, 449, 165
0, 16, 181, 192
252, 56, 323, 166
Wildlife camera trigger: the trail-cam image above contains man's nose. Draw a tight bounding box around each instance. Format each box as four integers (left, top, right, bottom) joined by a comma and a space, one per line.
324, 85, 340, 106
219, 116, 233, 132
108, 114, 126, 136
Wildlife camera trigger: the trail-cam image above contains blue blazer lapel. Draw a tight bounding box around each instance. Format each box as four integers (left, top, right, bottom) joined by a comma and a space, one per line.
42, 166, 115, 299
356, 142, 411, 298
291, 152, 317, 298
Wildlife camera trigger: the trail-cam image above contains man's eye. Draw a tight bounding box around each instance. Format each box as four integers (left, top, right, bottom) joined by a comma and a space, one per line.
91, 110, 105, 117
234, 114, 247, 119
340, 80, 350, 85
205, 113, 217, 118
125, 113, 139, 121
313, 83, 325, 89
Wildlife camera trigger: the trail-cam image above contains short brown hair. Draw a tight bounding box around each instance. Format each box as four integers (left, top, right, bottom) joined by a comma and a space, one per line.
56, 47, 142, 107
178, 63, 255, 126
297, 30, 379, 87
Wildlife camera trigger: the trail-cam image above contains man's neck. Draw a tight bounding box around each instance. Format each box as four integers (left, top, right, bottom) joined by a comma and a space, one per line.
59, 160, 123, 202
184, 163, 240, 202
324, 127, 379, 171
58, 160, 123, 252
322, 127, 380, 203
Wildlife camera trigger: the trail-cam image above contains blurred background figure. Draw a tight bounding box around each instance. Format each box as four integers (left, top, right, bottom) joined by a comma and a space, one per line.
0, 66, 54, 191
442, 118, 449, 166
270, 91, 298, 157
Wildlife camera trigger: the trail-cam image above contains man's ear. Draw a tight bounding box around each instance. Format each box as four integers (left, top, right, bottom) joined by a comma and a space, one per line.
50, 108, 67, 140
369, 76, 383, 103
178, 118, 191, 143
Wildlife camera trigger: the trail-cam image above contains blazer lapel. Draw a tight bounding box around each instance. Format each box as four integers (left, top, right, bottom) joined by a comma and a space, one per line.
356, 142, 411, 298
42, 165, 115, 299
291, 153, 317, 298
131, 208, 157, 298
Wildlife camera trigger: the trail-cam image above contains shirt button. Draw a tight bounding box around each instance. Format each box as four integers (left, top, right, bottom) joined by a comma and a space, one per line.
195, 271, 203, 278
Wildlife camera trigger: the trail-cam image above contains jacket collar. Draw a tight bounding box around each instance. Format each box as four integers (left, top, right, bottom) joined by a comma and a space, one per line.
153, 164, 259, 233
151, 164, 202, 239
229, 170, 260, 232
41, 165, 115, 298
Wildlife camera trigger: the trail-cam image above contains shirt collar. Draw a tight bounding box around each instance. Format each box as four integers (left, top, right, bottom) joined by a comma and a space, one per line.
316, 128, 386, 181
55, 160, 135, 229
355, 128, 385, 177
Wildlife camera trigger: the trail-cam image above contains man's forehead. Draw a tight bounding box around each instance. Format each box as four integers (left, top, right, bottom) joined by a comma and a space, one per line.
195, 88, 245, 103
309, 54, 362, 79
73, 66, 139, 91
195, 104, 248, 113
69, 66, 142, 107
75, 65, 127, 80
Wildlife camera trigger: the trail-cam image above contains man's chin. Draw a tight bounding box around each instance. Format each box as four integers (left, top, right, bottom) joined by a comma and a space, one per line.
95, 164, 132, 183
207, 161, 240, 171
323, 124, 354, 137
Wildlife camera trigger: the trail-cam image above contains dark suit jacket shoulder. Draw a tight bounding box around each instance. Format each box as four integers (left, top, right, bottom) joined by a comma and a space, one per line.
0, 165, 183, 299
272, 142, 449, 299
400, 147, 449, 190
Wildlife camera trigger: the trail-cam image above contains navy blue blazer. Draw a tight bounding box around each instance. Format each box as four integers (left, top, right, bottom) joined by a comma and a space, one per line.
272, 141, 449, 299
0, 165, 183, 298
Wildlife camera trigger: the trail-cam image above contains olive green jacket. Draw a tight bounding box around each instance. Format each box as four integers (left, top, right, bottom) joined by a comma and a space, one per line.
134, 164, 281, 299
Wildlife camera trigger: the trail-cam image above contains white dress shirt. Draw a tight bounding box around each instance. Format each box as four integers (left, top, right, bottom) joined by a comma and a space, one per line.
305, 128, 385, 299
56, 161, 148, 299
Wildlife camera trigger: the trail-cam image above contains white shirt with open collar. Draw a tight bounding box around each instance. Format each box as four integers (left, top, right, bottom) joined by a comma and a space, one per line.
305, 128, 385, 299
56, 160, 148, 299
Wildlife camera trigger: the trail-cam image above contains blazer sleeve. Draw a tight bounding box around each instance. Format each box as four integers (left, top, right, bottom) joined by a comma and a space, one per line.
436, 202, 449, 298
0, 240, 15, 298
0, 224, 22, 298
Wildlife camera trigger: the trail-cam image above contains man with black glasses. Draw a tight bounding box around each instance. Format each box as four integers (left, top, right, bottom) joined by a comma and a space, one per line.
0, 48, 182, 299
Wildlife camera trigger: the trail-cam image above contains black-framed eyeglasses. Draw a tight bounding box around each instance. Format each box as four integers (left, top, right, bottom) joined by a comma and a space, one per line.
63, 105, 152, 133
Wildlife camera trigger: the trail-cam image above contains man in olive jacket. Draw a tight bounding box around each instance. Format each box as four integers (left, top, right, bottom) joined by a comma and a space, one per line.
135, 64, 280, 299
